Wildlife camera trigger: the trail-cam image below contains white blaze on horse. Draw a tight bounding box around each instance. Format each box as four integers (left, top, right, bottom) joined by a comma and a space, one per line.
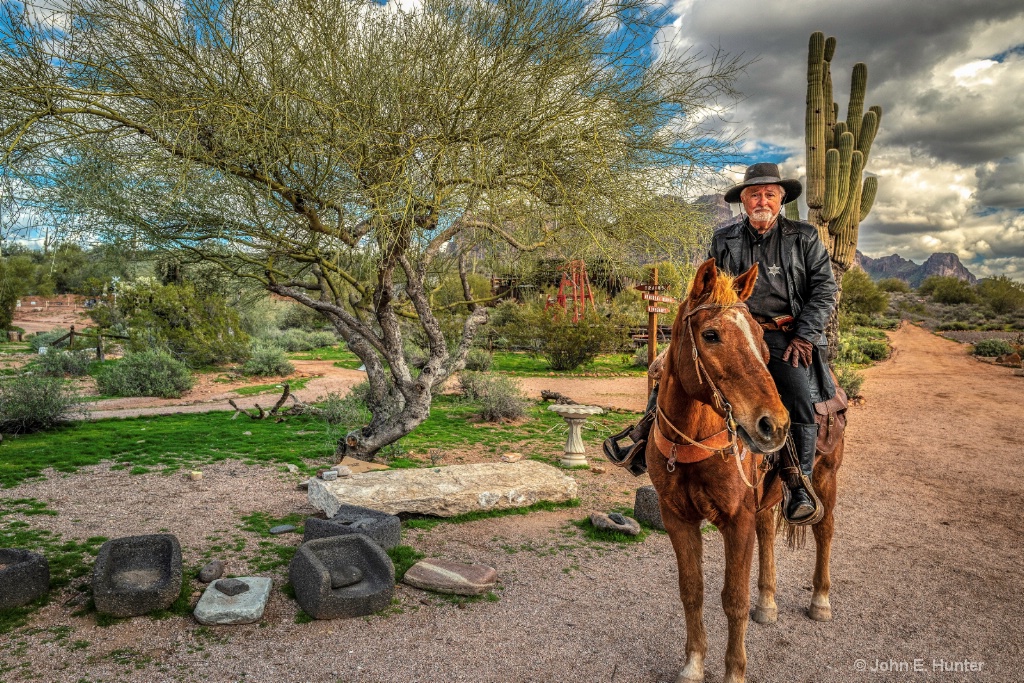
646, 258, 845, 683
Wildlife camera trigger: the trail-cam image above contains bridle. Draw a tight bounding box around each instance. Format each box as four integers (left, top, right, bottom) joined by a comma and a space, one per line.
655, 300, 771, 497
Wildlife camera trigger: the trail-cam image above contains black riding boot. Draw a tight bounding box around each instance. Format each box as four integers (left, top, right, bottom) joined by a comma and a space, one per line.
603, 383, 658, 475
782, 422, 822, 524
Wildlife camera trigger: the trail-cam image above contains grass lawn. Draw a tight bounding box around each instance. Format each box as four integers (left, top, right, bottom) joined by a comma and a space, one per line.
287, 345, 364, 369
488, 351, 647, 376
0, 395, 638, 489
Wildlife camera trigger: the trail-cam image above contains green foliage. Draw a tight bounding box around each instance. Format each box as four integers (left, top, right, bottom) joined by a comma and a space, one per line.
510, 305, 627, 371
459, 371, 529, 422
278, 303, 329, 332
96, 350, 194, 398
241, 341, 295, 377
834, 363, 865, 398
918, 276, 977, 304
268, 328, 337, 352
838, 327, 891, 364
0, 375, 85, 434
37, 348, 93, 377
386, 545, 425, 582
118, 280, 250, 367
841, 268, 888, 315
643, 261, 684, 299
973, 339, 1014, 357
976, 276, 1024, 314
464, 348, 493, 371
876, 277, 910, 293
631, 343, 667, 368
0, 257, 30, 330
28, 328, 69, 352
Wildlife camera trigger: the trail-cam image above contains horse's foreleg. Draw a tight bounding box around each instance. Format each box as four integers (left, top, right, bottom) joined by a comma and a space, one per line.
720, 515, 757, 683
809, 442, 842, 622
752, 506, 778, 624
661, 505, 707, 683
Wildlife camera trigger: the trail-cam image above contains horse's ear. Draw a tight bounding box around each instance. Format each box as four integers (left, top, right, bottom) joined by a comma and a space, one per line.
733, 264, 758, 302
688, 258, 718, 303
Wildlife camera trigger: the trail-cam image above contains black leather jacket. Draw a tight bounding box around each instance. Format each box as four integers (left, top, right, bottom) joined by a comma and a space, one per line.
709, 215, 839, 400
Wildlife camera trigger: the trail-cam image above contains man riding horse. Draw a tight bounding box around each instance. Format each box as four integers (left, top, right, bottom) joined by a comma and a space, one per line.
606, 162, 839, 524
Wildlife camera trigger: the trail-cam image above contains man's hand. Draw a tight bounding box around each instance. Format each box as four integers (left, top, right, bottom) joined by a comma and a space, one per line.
782, 336, 814, 368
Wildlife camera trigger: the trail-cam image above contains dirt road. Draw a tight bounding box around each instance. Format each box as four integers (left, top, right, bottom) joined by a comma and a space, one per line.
2, 323, 1022, 682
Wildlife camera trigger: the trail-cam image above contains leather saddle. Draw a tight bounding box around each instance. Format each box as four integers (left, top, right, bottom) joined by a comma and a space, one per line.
814, 381, 848, 455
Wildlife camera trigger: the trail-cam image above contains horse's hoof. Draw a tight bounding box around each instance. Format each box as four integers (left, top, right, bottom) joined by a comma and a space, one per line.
807, 604, 833, 622
751, 605, 778, 624
676, 654, 705, 683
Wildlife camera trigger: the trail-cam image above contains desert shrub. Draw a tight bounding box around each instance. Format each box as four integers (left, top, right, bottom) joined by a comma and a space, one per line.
308, 331, 338, 349
937, 321, 974, 331
631, 343, 667, 368
28, 328, 68, 352
877, 277, 911, 293
509, 305, 627, 371
841, 269, 888, 316
118, 280, 250, 367
37, 349, 93, 377
464, 348, 493, 371
459, 371, 528, 421
0, 375, 85, 434
834, 364, 864, 398
976, 276, 1024, 315
973, 339, 1013, 357
317, 389, 371, 453
96, 350, 194, 398
242, 342, 295, 376
859, 340, 890, 361
279, 303, 328, 331
918, 276, 977, 305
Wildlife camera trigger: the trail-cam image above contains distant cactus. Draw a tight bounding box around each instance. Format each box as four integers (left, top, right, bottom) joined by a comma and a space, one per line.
801, 32, 882, 360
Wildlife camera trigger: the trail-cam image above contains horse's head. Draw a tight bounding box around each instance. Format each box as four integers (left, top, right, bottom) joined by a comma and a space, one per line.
668, 258, 789, 454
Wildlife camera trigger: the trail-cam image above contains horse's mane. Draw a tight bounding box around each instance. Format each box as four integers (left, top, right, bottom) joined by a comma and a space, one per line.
683, 269, 740, 307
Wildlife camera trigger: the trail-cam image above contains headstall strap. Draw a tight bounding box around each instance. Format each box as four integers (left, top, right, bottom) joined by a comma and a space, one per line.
657, 300, 768, 492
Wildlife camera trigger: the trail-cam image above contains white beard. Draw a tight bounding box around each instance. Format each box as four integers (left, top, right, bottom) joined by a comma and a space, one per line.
750, 208, 777, 223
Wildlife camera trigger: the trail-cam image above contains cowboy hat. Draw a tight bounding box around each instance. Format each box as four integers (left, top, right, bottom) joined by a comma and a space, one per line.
723, 162, 802, 204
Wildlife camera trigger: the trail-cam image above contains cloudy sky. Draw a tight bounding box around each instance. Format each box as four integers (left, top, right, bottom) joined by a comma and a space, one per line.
659, 0, 1024, 280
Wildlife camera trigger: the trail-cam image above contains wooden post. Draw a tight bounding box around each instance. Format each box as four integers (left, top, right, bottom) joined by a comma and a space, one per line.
68, 325, 75, 350
97, 331, 104, 361
647, 268, 658, 393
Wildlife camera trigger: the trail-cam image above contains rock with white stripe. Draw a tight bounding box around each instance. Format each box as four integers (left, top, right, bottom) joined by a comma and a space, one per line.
402, 559, 497, 596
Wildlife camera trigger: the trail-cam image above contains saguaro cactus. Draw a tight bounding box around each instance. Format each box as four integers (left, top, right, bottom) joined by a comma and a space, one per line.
801, 32, 881, 359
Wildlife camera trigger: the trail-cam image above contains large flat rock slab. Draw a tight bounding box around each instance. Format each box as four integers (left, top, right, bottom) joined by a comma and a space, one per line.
308, 461, 578, 518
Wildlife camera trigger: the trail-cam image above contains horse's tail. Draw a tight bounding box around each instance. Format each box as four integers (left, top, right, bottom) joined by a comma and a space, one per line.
772, 505, 810, 549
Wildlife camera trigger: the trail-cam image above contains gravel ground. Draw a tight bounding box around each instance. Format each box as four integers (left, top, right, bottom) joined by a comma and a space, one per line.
1, 323, 1023, 682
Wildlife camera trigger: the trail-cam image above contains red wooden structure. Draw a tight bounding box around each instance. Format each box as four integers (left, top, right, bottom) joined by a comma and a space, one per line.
544, 259, 597, 323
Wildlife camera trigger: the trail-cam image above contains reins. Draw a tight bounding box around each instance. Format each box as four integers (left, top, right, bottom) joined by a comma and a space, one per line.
656, 301, 771, 504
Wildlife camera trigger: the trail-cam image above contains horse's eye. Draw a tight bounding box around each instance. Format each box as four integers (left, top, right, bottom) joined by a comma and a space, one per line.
701, 330, 720, 343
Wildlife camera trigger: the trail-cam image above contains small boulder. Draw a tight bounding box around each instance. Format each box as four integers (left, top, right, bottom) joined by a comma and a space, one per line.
331, 466, 352, 477
269, 524, 296, 535
590, 512, 642, 536
633, 485, 664, 531
198, 560, 225, 583
188, 471, 203, 481
321, 470, 339, 482
285, 463, 300, 474
402, 559, 497, 596
500, 452, 523, 463
214, 578, 250, 597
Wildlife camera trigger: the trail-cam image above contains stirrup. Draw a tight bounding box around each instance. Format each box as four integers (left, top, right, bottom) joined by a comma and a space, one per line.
780, 473, 824, 526
602, 424, 649, 476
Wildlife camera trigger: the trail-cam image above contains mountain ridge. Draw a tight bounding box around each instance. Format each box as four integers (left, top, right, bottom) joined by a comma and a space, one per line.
855, 250, 977, 287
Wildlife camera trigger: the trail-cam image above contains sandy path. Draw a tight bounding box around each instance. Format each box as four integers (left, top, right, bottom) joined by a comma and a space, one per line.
2, 323, 1022, 682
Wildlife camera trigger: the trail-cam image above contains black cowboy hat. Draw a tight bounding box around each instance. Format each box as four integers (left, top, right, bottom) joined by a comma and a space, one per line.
723, 162, 802, 205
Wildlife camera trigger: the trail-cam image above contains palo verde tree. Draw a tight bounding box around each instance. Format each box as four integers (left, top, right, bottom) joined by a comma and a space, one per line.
0, 0, 741, 459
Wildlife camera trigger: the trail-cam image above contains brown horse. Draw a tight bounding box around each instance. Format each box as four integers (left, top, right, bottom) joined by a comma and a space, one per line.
646, 258, 844, 683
